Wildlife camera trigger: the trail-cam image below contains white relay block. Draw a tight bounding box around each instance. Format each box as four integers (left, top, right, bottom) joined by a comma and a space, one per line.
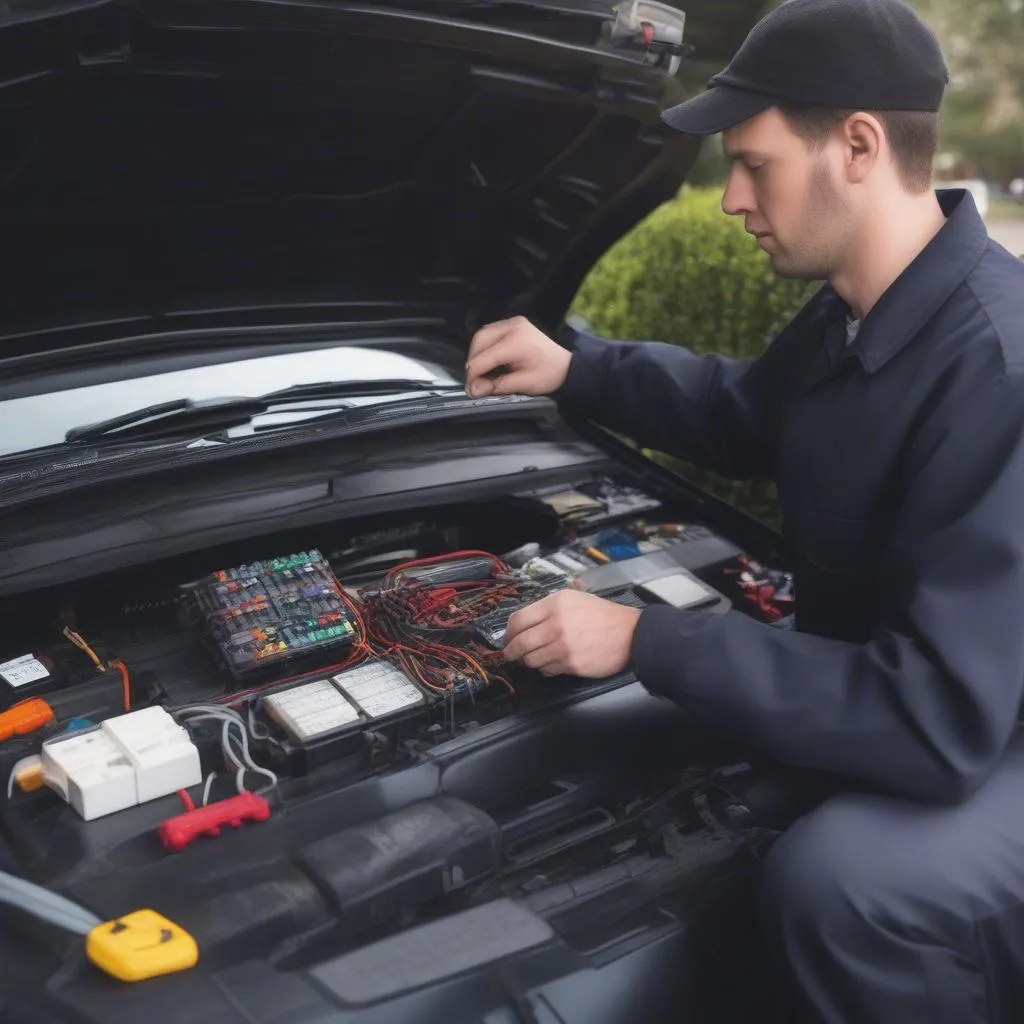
42, 728, 137, 821
264, 678, 361, 742
102, 706, 202, 804
42, 706, 201, 821
333, 660, 424, 719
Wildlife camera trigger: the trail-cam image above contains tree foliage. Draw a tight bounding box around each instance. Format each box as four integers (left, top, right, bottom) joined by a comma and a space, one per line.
572, 188, 814, 528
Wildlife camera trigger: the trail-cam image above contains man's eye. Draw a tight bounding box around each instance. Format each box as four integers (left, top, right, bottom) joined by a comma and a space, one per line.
748, 164, 764, 174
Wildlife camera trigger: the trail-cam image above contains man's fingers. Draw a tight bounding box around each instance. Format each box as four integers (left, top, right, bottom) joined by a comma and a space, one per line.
521, 641, 565, 671
539, 662, 567, 678
487, 369, 538, 396
466, 337, 518, 387
466, 319, 517, 364
503, 619, 557, 662
503, 599, 553, 646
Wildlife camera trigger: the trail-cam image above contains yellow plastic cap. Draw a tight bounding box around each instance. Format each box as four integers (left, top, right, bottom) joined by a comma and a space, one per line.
86, 909, 199, 982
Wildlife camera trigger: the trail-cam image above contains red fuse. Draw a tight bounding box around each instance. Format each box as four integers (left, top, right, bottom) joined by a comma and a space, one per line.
159, 792, 271, 852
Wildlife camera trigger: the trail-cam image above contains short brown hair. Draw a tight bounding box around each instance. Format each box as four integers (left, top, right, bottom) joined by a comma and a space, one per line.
778, 103, 940, 194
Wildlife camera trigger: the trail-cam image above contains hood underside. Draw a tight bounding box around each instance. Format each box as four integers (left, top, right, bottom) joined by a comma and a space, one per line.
0, 0, 736, 346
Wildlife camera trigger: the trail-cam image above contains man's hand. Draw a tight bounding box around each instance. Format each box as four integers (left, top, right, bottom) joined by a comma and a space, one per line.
465, 316, 572, 398
503, 590, 642, 679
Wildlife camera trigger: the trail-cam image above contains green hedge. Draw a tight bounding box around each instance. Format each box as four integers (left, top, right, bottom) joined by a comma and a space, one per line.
571, 187, 814, 529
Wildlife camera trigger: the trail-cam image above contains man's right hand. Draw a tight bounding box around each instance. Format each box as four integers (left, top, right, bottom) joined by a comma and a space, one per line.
465, 316, 572, 398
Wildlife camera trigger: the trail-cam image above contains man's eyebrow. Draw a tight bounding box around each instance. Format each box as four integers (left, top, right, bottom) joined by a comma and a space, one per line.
723, 148, 770, 163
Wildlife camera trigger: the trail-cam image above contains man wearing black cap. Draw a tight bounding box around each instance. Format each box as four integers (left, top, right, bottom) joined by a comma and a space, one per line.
466, 0, 1024, 1019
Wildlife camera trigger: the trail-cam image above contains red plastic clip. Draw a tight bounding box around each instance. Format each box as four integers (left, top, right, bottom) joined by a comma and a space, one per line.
159, 792, 271, 852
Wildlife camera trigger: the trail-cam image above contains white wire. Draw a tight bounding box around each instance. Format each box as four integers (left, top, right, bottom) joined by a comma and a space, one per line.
247, 702, 269, 740
201, 771, 217, 807
174, 706, 278, 797
223, 717, 277, 793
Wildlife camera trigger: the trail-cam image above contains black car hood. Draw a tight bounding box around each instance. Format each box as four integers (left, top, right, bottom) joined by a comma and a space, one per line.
0, 0, 756, 350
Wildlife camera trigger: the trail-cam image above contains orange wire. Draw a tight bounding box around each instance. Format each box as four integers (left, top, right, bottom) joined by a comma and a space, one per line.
110, 659, 131, 711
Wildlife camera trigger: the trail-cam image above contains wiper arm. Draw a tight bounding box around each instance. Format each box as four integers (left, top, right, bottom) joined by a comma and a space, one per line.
261, 379, 465, 401
65, 397, 270, 444
64, 380, 466, 444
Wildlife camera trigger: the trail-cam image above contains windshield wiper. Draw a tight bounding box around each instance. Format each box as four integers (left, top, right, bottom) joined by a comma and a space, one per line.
261, 379, 464, 402
64, 380, 467, 444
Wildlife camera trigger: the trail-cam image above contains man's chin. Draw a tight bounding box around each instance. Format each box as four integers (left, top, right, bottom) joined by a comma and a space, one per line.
768, 253, 826, 281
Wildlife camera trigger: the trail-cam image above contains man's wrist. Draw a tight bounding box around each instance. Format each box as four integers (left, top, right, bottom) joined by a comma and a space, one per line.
630, 603, 715, 698
555, 335, 602, 408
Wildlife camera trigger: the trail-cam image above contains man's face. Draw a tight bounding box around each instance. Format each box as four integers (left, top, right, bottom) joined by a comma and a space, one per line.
721, 107, 853, 280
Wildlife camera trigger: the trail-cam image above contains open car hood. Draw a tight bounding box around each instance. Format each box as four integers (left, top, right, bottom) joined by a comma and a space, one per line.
0, 0, 755, 350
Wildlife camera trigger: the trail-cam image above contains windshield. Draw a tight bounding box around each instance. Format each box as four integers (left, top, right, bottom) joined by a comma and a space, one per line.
0, 345, 462, 459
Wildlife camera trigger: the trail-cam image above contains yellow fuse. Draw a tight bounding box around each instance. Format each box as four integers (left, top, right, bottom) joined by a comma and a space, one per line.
86, 909, 199, 982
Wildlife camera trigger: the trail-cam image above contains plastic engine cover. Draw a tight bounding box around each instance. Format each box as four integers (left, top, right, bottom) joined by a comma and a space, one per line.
295, 797, 501, 930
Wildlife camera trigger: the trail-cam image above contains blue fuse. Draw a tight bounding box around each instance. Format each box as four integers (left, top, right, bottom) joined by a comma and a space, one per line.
595, 529, 641, 560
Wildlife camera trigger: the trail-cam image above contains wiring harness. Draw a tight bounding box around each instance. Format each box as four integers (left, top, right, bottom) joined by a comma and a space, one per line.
172, 704, 279, 802
357, 550, 564, 697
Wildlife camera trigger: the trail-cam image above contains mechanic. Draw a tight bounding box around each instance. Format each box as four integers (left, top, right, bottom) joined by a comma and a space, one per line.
464, 0, 1024, 1020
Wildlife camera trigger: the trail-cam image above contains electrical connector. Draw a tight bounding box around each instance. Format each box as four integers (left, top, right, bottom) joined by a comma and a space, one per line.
42, 707, 201, 821
159, 792, 271, 852
42, 728, 136, 821
102, 707, 201, 804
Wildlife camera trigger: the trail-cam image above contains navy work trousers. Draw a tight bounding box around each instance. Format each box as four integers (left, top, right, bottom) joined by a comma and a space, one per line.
761, 734, 1024, 1022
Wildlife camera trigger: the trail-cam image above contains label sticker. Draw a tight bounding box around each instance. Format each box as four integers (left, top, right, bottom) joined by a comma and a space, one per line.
0, 654, 50, 688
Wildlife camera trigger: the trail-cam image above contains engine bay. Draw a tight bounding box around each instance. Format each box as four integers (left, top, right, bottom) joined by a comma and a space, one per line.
0, 472, 796, 1018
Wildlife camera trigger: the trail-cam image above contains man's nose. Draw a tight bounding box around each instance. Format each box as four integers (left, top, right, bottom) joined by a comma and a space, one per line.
721, 167, 753, 218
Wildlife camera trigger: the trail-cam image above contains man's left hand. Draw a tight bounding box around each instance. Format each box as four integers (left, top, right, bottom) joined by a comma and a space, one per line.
503, 590, 642, 678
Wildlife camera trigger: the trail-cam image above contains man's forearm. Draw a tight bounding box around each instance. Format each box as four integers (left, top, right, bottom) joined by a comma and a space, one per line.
630, 604, 1020, 806
557, 330, 776, 479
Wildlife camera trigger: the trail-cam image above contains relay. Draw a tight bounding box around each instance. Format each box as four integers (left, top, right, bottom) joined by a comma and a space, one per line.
41, 707, 201, 821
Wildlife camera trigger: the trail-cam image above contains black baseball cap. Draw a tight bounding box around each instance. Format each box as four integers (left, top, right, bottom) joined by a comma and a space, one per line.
663, 0, 949, 136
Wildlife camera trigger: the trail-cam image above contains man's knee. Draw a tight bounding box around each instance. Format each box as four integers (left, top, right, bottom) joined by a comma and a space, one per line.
760, 794, 932, 936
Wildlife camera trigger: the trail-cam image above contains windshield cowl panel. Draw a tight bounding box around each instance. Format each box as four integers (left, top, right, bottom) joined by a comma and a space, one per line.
0, 345, 462, 460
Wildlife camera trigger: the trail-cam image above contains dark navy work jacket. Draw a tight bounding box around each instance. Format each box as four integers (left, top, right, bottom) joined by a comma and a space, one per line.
560, 190, 1024, 804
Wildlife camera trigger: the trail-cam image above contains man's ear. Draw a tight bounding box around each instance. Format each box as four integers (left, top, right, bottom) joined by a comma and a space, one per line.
840, 112, 884, 184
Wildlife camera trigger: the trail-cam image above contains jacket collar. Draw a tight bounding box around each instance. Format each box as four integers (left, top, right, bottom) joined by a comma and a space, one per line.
836, 189, 990, 374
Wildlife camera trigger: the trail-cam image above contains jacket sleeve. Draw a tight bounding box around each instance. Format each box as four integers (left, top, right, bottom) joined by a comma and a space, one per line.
630, 351, 1024, 805
556, 298, 827, 479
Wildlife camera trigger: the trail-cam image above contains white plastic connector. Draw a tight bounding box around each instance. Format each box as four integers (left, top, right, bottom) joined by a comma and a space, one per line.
42, 707, 201, 821
102, 707, 202, 804
42, 728, 137, 822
